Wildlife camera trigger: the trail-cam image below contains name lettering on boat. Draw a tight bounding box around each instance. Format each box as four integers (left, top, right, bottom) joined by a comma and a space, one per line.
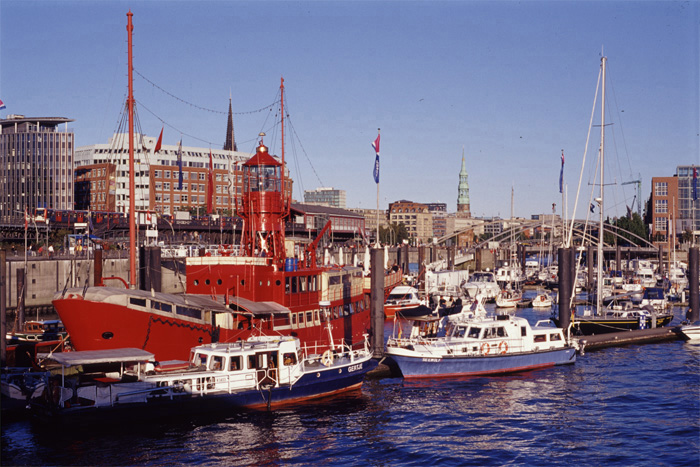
422, 358, 440, 363
347, 363, 363, 372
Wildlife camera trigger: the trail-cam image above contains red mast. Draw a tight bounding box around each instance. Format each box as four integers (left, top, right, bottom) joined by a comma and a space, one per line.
280, 77, 288, 214
126, 10, 136, 288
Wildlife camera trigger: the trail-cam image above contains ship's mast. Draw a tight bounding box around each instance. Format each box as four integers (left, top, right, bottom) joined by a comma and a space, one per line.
127, 10, 136, 288
280, 77, 287, 214
596, 56, 607, 313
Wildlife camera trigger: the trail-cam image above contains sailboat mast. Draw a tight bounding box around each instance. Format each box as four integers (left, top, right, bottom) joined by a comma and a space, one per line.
596, 56, 607, 313
280, 77, 287, 214
127, 10, 136, 288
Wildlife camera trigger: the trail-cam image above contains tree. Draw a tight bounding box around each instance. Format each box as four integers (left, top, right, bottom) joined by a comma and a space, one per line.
609, 212, 649, 246
379, 223, 409, 245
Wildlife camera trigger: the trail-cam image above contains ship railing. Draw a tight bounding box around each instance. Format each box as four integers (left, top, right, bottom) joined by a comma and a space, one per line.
111, 383, 188, 405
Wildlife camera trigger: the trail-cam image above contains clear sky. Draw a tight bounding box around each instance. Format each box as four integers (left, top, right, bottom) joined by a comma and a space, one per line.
2, 0, 698, 220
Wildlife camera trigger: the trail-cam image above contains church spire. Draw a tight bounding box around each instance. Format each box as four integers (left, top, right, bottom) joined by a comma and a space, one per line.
457, 146, 471, 217
224, 97, 237, 151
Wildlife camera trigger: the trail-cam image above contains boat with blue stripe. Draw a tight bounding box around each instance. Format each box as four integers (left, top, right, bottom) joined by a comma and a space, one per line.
384, 296, 577, 378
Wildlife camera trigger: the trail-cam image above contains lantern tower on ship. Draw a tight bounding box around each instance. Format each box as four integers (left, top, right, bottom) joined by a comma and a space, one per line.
240, 134, 287, 268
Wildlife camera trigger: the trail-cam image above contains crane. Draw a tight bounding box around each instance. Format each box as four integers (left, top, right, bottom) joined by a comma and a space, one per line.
622, 174, 642, 218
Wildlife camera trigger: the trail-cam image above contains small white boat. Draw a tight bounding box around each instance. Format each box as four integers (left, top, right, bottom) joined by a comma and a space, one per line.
531, 291, 553, 308
463, 271, 501, 301
384, 286, 429, 318
385, 298, 577, 378
495, 288, 522, 308
680, 321, 700, 342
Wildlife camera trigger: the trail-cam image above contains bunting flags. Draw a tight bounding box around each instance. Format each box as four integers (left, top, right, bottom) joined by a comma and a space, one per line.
372, 131, 380, 184
559, 150, 564, 194
206, 149, 214, 214
177, 138, 183, 190
154, 127, 163, 153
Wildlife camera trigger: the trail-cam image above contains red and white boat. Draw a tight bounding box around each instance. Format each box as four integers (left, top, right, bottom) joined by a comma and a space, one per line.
53, 34, 372, 362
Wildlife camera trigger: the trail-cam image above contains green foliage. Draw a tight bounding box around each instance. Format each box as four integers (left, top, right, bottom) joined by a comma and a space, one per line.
379, 223, 409, 245
610, 212, 649, 246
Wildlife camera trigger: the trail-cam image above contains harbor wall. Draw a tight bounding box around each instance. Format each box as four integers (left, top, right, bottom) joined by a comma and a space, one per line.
3, 256, 185, 312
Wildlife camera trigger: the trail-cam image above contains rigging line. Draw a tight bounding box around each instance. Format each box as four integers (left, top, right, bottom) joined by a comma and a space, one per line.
136, 99, 215, 145
286, 116, 324, 187
567, 66, 602, 248
134, 68, 279, 115
605, 64, 634, 178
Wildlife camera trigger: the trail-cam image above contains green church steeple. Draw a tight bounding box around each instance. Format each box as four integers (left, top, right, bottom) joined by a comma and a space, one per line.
457, 146, 471, 216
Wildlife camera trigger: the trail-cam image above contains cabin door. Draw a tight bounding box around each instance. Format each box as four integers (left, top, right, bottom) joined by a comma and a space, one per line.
253, 351, 278, 387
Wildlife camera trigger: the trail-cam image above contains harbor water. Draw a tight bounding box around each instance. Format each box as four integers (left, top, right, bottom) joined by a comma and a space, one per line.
2, 304, 699, 466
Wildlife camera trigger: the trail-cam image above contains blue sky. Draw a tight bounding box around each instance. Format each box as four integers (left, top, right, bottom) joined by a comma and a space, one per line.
1, 1, 698, 220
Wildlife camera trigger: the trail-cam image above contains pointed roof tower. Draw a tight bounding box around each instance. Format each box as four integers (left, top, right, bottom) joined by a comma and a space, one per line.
457, 146, 471, 217
224, 97, 237, 151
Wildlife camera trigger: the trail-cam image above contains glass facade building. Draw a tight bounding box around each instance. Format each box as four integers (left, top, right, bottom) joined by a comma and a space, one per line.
0, 115, 75, 224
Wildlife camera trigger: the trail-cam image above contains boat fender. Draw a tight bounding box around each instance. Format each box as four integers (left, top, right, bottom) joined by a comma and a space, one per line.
480, 343, 490, 355
321, 350, 333, 367
498, 341, 508, 354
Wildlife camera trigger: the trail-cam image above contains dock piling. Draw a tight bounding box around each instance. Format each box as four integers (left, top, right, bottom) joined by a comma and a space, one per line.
370, 247, 385, 358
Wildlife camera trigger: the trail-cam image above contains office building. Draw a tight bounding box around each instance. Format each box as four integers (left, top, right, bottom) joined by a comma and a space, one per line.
0, 115, 75, 223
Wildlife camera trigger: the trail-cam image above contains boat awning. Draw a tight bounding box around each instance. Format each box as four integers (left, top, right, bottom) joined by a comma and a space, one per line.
229, 296, 291, 316
50, 348, 155, 367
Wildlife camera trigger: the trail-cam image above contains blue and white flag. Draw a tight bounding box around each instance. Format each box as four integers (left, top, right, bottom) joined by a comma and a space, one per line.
372, 131, 380, 184
559, 150, 564, 194
0, 99, 6, 110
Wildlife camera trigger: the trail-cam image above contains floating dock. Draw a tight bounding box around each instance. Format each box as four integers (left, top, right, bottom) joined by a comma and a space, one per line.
575, 326, 684, 353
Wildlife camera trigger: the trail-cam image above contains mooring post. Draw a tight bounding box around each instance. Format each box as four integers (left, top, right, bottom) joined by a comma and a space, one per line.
17, 267, 25, 332
689, 247, 699, 323
94, 248, 103, 286
151, 246, 162, 293
370, 247, 385, 358
558, 247, 571, 330
0, 250, 6, 366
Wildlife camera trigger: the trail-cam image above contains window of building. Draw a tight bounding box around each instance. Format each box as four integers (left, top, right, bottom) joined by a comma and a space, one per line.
655, 217, 667, 232
164, 171, 171, 179
655, 199, 668, 214
163, 182, 170, 190
655, 182, 668, 197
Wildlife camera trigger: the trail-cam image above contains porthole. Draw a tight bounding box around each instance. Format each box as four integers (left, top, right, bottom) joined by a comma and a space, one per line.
205, 279, 210, 285
102, 332, 114, 340
193, 280, 199, 286
276, 280, 281, 286
217, 279, 222, 285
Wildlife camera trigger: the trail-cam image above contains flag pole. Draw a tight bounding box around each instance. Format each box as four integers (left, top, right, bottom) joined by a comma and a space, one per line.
373, 129, 381, 247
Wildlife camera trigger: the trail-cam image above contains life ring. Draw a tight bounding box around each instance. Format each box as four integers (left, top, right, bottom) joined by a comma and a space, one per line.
321, 350, 333, 367
480, 342, 490, 355
498, 341, 509, 354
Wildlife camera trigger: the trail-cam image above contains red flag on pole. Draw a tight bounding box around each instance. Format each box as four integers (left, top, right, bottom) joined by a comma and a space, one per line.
154, 127, 163, 153
206, 149, 214, 214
